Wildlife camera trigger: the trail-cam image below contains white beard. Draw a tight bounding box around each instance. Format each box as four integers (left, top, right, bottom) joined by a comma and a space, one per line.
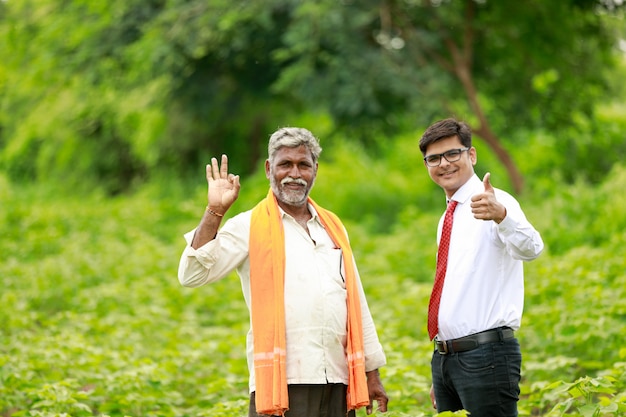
270, 175, 313, 206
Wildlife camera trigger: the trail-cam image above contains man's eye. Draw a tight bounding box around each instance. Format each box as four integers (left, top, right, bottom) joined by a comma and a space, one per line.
426, 156, 440, 163
445, 150, 461, 157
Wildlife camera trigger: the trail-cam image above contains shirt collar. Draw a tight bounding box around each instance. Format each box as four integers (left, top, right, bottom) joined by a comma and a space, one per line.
277, 202, 322, 224
448, 174, 481, 205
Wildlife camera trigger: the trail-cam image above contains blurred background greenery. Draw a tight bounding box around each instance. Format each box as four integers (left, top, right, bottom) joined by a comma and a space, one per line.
1, 0, 625, 197
1, 0, 626, 416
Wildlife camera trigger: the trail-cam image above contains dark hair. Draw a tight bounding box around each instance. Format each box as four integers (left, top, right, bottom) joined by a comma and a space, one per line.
419, 118, 472, 155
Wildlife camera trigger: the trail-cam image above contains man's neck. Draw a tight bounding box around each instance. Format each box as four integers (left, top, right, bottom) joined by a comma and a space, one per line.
277, 200, 310, 219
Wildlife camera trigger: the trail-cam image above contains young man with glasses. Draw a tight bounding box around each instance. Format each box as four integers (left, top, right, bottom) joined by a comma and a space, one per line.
419, 118, 544, 416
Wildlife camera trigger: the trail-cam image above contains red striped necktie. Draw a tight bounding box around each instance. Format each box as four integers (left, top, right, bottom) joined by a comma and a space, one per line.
427, 200, 458, 340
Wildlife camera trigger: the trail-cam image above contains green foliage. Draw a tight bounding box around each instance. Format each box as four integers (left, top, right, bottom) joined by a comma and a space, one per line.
271, 0, 621, 138
0, 1, 168, 193
2, 2, 625, 415
522, 371, 626, 416
1, 0, 624, 194
525, 164, 626, 255
0, 0, 300, 192
0, 182, 251, 416
313, 136, 439, 233
510, 107, 626, 193
2, 133, 626, 416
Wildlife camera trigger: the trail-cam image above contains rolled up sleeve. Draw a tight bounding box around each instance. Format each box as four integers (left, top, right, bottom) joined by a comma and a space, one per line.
177, 213, 250, 287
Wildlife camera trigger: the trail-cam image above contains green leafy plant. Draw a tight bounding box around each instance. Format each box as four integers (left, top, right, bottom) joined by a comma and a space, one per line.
1, 140, 625, 416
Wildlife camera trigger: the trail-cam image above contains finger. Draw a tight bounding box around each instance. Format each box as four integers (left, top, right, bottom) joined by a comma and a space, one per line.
483, 172, 494, 193
205, 163, 212, 182
378, 397, 389, 412
210, 157, 220, 180
366, 404, 372, 415
220, 154, 228, 178
430, 385, 437, 409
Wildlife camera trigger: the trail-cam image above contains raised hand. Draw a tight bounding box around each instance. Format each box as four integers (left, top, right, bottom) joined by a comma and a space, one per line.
206, 154, 240, 216
470, 172, 507, 223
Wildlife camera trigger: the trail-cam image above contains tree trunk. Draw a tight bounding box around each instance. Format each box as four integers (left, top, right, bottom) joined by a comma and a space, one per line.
443, 0, 525, 194
450, 43, 525, 194
387, 0, 525, 193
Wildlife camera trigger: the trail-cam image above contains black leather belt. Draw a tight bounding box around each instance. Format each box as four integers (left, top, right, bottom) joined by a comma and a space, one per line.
435, 327, 515, 355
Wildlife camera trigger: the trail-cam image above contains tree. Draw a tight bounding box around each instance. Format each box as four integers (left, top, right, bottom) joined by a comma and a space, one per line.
0, 0, 622, 194
0, 0, 299, 192
270, 0, 621, 193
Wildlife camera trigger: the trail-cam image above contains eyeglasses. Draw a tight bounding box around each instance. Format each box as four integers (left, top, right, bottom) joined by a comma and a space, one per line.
423, 147, 470, 167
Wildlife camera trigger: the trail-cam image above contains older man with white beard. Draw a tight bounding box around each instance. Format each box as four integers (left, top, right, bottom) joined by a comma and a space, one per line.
177, 127, 389, 417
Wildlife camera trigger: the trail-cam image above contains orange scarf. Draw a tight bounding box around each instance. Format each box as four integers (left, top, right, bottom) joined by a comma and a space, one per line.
249, 189, 369, 415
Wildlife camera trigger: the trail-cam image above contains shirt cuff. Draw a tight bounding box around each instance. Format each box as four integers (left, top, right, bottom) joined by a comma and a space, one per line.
496, 211, 516, 235
182, 229, 220, 267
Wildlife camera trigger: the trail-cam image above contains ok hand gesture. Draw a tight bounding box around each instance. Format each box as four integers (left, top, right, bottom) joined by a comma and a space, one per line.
206, 154, 240, 216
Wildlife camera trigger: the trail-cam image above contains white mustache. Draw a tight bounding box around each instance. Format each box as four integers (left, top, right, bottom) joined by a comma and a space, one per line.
281, 177, 307, 187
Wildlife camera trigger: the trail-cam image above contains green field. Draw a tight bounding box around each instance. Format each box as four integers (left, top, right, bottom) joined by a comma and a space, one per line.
2, 154, 626, 417
2, 1, 625, 415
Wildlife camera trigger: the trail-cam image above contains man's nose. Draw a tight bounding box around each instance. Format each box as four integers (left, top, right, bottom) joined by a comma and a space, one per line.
288, 164, 301, 177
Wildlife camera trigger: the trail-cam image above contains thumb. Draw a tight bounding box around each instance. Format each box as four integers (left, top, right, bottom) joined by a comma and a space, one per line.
483, 172, 495, 193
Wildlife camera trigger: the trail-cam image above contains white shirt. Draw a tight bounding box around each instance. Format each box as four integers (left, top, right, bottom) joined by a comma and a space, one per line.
178, 204, 386, 393
437, 175, 544, 341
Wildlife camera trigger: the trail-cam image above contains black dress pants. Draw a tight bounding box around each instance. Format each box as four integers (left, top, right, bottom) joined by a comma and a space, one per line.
248, 384, 356, 417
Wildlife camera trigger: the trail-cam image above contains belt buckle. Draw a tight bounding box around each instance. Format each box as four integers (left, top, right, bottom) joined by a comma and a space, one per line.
436, 339, 449, 355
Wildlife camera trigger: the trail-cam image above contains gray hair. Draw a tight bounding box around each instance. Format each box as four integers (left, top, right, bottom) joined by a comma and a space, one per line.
268, 127, 322, 163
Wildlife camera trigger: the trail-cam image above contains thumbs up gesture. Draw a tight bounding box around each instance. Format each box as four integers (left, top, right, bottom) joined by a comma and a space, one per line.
470, 173, 507, 223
